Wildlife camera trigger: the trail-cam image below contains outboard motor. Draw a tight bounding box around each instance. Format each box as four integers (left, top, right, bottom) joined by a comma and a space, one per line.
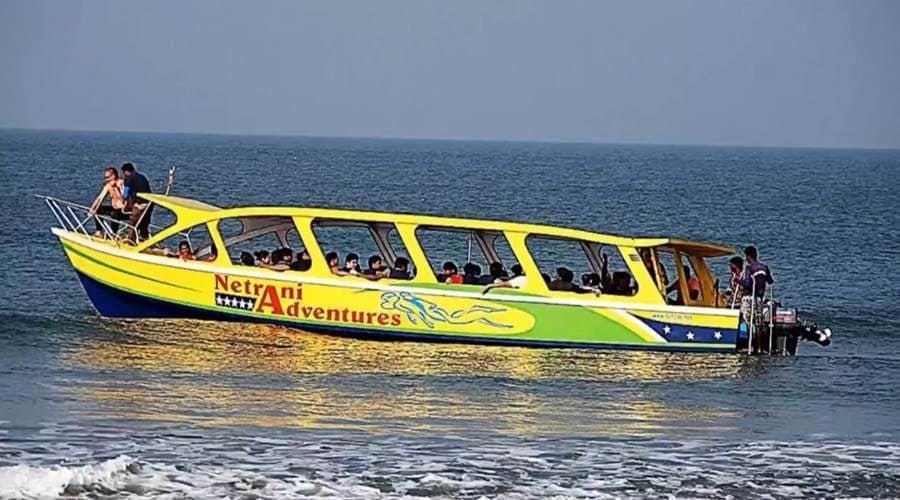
761, 306, 832, 355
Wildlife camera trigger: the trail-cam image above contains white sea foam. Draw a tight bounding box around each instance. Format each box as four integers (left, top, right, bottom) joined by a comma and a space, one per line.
2, 438, 899, 499
0, 455, 135, 499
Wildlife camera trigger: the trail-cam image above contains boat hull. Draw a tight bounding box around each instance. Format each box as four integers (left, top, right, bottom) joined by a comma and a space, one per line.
59, 231, 741, 354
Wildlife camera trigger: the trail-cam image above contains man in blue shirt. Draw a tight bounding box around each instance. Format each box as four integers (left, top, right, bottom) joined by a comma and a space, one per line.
740, 246, 774, 298
121, 162, 153, 242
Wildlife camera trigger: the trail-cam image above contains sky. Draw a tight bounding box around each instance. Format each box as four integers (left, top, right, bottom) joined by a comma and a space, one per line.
1, 0, 899, 148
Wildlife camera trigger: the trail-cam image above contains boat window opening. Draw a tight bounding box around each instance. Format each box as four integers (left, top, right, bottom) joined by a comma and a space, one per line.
386, 229, 416, 278
312, 220, 415, 279
657, 248, 683, 304
143, 222, 216, 261
285, 228, 305, 253
490, 233, 518, 268
134, 205, 177, 244
216, 216, 312, 270
679, 252, 706, 304
415, 227, 517, 285
525, 235, 638, 296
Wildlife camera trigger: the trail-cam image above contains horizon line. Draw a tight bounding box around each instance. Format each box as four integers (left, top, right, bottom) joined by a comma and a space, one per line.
2, 126, 898, 153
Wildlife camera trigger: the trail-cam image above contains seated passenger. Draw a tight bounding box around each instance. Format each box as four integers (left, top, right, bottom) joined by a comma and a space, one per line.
254, 250, 271, 266
240, 251, 255, 266
342, 253, 362, 275
581, 272, 603, 293
259, 247, 293, 271
510, 264, 523, 277
326, 251, 348, 276
462, 262, 482, 285
665, 266, 699, 302
441, 261, 463, 284
290, 249, 312, 271
548, 267, 577, 291
541, 272, 551, 285
482, 261, 509, 285
549, 267, 599, 295
607, 271, 634, 295
364, 255, 389, 277
686, 266, 702, 300
482, 270, 527, 295
166, 240, 194, 260
389, 257, 412, 279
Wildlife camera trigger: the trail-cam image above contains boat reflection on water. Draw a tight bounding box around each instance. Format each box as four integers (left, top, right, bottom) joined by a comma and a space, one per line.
65, 319, 756, 437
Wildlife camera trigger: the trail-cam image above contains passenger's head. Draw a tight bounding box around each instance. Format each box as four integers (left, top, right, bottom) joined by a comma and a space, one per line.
368, 255, 383, 270
240, 252, 255, 266
442, 261, 458, 275
293, 258, 312, 271
511, 264, 523, 277
178, 240, 192, 258
299, 249, 310, 261
103, 167, 118, 182
556, 267, 574, 283
121, 162, 135, 178
585, 272, 601, 287
394, 257, 409, 271
463, 262, 480, 276
345, 252, 359, 270
209, 244, 218, 258
274, 247, 293, 264
254, 250, 270, 264
729, 256, 744, 273
325, 252, 339, 269
541, 272, 551, 285
489, 262, 505, 278
744, 246, 758, 262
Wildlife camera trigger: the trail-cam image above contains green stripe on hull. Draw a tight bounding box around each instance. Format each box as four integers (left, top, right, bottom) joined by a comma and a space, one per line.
63, 241, 197, 292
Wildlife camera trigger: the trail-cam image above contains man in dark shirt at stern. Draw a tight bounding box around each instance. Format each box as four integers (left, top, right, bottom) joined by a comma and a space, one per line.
740, 246, 774, 298
121, 162, 153, 242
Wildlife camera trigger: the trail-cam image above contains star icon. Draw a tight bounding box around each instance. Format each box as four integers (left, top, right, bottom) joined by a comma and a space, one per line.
216, 295, 225, 306
686, 331, 695, 341
713, 331, 722, 340
663, 325, 672, 335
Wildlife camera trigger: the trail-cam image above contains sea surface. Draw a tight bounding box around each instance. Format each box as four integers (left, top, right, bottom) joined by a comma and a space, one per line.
1, 129, 899, 499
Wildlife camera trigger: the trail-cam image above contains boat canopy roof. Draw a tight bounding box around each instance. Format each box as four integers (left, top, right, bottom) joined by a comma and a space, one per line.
141, 193, 221, 212
140, 194, 735, 256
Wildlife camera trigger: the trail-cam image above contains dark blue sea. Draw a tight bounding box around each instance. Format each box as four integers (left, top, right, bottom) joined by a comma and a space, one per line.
1, 129, 899, 498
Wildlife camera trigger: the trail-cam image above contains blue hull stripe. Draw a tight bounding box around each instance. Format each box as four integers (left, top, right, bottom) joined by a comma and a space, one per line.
75, 271, 735, 354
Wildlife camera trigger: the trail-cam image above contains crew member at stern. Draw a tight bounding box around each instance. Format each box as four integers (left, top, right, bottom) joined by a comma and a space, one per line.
121, 162, 153, 243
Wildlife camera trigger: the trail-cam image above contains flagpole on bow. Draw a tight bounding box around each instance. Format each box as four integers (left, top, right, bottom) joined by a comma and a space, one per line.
164, 166, 177, 195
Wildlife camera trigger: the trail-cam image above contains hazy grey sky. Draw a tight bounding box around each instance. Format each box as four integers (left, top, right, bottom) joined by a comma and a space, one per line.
2, 0, 898, 148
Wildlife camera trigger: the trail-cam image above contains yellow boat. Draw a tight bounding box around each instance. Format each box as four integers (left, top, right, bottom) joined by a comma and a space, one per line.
41, 193, 832, 355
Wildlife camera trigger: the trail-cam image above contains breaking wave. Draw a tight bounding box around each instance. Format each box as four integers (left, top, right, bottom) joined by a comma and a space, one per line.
3, 437, 900, 499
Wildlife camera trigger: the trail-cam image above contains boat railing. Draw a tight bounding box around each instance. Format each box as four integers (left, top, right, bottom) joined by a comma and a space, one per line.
36, 195, 180, 248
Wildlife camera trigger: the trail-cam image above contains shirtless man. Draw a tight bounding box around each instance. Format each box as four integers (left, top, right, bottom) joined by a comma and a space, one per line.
88, 167, 127, 237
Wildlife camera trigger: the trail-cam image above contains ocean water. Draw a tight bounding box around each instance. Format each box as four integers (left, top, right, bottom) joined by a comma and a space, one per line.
1, 129, 900, 498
